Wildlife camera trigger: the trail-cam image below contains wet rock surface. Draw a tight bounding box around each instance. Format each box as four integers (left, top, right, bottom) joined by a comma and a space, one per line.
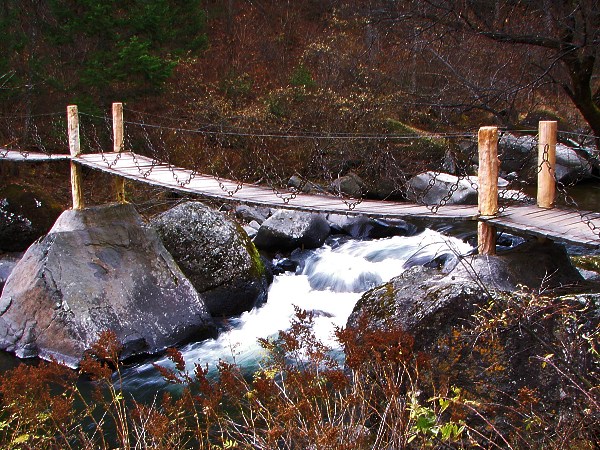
253, 209, 331, 251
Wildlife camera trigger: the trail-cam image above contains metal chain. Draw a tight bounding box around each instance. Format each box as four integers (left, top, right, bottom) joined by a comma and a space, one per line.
543, 132, 600, 240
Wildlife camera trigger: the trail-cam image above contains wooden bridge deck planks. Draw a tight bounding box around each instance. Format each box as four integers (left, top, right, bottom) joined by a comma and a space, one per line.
2, 150, 599, 247
75, 151, 481, 221
0, 149, 71, 162
483, 206, 600, 247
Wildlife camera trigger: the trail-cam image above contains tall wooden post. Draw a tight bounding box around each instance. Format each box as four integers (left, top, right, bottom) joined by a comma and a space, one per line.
113, 102, 126, 203
67, 105, 84, 210
537, 120, 557, 208
477, 126, 499, 255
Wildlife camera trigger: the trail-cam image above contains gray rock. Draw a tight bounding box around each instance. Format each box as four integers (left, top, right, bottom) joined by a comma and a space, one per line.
288, 175, 326, 194
243, 221, 261, 239
330, 173, 365, 197
555, 143, 593, 183
327, 214, 418, 239
151, 202, 269, 317
406, 172, 521, 206
448, 240, 584, 291
0, 253, 21, 293
498, 133, 593, 183
349, 240, 587, 344
348, 265, 485, 346
406, 172, 480, 205
254, 209, 331, 251
498, 133, 538, 175
366, 177, 399, 200
0, 204, 216, 367
234, 204, 272, 225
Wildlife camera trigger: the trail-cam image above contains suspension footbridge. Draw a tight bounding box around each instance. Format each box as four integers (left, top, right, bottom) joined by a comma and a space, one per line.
1, 104, 599, 251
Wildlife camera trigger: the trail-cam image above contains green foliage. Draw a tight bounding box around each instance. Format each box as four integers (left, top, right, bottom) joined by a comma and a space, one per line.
384, 118, 449, 164
265, 93, 288, 118
290, 64, 316, 88
49, 0, 207, 98
0, 0, 207, 107
571, 255, 600, 273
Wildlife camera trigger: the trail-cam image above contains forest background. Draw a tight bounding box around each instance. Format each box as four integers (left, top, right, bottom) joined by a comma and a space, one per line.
1, 2, 599, 448
2, 0, 599, 144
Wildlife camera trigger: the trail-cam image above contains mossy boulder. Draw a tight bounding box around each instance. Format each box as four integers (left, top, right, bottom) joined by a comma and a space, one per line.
571, 255, 600, 273
151, 202, 270, 317
0, 184, 63, 252
348, 242, 599, 440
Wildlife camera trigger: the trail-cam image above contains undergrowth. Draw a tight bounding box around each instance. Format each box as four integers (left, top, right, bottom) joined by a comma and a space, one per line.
0, 292, 598, 449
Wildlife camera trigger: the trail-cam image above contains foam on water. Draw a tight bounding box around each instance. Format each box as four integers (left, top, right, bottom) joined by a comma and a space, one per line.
120, 229, 472, 393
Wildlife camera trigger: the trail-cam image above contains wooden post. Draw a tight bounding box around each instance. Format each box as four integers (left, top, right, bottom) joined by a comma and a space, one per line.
67, 105, 84, 210
537, 120, 557, 208
113, 102, 126, 203
477, 126, 499, 255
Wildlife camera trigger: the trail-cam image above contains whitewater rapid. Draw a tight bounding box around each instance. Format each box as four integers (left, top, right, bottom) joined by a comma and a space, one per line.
120, 228, 472, 393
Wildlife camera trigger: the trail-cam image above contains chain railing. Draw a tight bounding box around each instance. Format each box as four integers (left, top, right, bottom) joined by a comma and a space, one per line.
2, 104, 599, 246
119, 107, 478, 211
0, 111, 67, 158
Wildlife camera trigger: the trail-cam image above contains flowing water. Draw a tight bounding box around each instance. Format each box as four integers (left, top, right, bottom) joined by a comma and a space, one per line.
118, 228, 473, 398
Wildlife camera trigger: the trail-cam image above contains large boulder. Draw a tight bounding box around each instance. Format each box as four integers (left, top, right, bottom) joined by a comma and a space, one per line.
330, 173, 366, 198
406, 172, 479, 205
234, 204, 272, 225
349, 240, 586, 335
348, 241, 598, 442
449, 240, 585, 292
0, 204, 216, 367
253, 209, 331, 251
497, 133, 538, 175
151, 202, 270, 317
287, 176, 327, 194
406, 172, 511, 205
0, 184, 63, 252
348, 265, 487, 346
555, 143, 594, 183
498, 133, 593, 183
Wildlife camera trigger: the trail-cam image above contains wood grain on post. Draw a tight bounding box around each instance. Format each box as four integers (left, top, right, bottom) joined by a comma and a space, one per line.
113, 102, 126, 203
477, 126, 499, 255
537, 120, 557, 209
67, 105, 84, 210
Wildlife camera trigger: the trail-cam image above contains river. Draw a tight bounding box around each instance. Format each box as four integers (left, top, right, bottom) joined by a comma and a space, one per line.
116, 228, 473, 399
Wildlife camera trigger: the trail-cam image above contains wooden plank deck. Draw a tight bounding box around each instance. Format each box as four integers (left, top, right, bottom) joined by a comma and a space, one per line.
76, 152, 481, 221
483, 206, 600, 247
0, 149, 71, 162
3, 149, 599, 247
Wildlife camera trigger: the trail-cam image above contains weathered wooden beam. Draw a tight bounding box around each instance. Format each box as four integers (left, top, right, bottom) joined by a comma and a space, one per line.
67, 105, 84, 210
537, 120, 557, 209
477, 126, 499, 255
113, 102, 126, 203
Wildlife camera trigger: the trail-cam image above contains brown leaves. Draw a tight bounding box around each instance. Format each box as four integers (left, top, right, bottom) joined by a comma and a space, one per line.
80, 330, 123, 381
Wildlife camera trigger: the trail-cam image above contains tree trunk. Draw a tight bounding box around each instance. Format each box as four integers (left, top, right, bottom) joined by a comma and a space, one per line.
563, 54, 600, 143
